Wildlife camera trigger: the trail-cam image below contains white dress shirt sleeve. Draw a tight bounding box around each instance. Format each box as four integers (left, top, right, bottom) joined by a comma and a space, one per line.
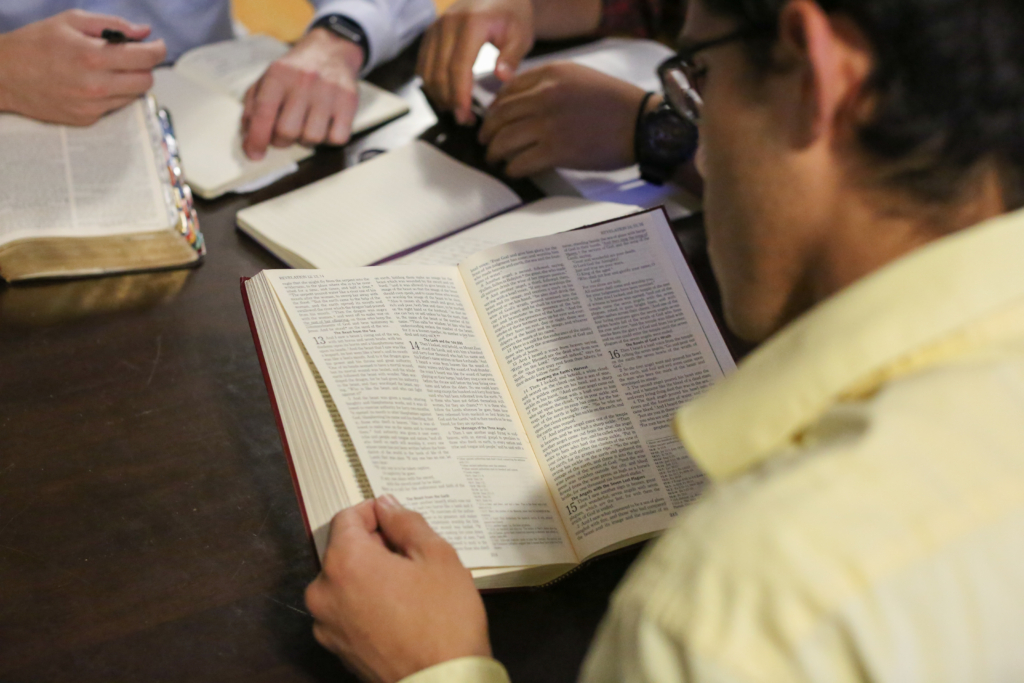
311, 0, 435, 73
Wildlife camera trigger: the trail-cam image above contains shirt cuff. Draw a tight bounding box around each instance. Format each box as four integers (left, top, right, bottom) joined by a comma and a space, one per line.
311, 0, 435, 74
399, 657, 511, 683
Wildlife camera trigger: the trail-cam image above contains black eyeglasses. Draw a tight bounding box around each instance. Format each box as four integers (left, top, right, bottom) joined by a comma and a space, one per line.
657, 27, 758, 124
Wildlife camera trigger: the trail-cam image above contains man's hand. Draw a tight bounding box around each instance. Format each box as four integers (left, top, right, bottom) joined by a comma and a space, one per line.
241, 28, 364, 160
479, 62, 646, 176
0, 10, 165, 126
417, 0, 535, 125
306, 496, 492, 683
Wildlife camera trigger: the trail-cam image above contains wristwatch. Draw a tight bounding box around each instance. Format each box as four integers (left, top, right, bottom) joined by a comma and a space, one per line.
634, 93, 699, 185
310, 14, 369, 69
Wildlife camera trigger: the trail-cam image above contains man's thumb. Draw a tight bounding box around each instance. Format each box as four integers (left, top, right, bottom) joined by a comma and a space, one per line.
493, 30, 532, 82
375, 495, 444, 559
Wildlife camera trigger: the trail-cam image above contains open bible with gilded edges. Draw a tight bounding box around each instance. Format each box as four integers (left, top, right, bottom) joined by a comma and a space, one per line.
0, 97, 204, 282
242, 208, 734, 589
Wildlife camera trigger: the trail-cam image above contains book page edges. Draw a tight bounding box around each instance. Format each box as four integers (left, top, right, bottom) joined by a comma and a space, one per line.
245, 274, 370, 557
473, 530, 663, 589
246, 272, 591, 589
190, 144, 312, 200
236, 216, 316, 268
352, 82, 410, 133
241, 276, 321, 565
660, 208, 737, 376
0, 230, 199, 282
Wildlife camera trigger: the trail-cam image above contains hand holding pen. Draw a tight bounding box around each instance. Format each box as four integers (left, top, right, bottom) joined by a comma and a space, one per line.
101, 28, 138, 44
0, 9, 165, 126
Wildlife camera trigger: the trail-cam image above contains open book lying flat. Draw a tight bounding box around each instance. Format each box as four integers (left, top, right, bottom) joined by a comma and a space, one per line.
0, 98, 204, 282
151, 35, 411, 199
242, 208, 735, 589
236, 140, 647, 269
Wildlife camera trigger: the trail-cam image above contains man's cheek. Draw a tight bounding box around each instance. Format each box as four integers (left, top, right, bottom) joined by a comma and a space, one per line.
694, 137, 708, 179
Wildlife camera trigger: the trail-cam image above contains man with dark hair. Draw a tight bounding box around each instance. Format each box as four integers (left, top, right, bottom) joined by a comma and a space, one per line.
304, 0, 1024, 680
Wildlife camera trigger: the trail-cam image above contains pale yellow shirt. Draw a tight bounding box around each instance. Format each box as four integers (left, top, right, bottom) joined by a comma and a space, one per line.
404, 208, 1024, 683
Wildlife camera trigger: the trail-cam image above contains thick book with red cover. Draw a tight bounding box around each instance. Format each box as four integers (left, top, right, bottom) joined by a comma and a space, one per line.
238, 208, 735, 589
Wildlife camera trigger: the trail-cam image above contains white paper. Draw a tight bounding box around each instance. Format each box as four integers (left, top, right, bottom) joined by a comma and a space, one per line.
267, 267, 576, 569
460, 210, 735, 558
392, 196, 641, 266
151, 36, 410, 198
236, 141, 523, 268
0, 101, 169, 245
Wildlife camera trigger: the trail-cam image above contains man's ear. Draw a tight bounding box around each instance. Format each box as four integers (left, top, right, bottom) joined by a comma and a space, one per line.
775, 0, 873, 144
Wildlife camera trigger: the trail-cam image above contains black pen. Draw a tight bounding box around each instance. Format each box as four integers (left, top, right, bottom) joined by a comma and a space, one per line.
101, 29, 137, 44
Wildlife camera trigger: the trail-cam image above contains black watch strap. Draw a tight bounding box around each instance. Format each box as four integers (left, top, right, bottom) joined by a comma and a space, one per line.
634, 91, 659, 156
634, 94, 698, 186
310, 14, 369, 69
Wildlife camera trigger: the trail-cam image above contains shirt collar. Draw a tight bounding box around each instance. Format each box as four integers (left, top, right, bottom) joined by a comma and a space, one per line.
676, 207, 1024, 482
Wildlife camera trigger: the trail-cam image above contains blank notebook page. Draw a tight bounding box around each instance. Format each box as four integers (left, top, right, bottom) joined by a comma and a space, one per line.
151, 68, 311, 198
235, 141, 523, 268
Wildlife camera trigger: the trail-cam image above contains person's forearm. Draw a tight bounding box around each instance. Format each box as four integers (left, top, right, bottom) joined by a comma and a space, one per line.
531, 0, 603, 40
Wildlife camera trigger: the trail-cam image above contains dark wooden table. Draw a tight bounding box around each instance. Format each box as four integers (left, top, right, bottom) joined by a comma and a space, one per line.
0, 45, 743, 683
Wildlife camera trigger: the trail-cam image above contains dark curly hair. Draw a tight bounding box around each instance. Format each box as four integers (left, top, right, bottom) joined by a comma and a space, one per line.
700, 0, 1024, 209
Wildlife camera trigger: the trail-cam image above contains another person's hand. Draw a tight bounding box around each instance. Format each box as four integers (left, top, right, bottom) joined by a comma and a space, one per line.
479, 62, 646, 177
417, 0, 535, 125
0, 10, 166, 126
241, 28, 364, 160
305, 496, 492, 682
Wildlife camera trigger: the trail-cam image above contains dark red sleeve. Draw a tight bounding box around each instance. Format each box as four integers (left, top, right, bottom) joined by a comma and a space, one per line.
597, 0, 685, 44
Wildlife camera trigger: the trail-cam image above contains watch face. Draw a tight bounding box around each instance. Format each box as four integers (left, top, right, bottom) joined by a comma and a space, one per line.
641, 107, 698, 166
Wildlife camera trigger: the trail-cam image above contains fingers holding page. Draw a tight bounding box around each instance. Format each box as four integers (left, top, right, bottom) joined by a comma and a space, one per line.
305, 496, 492, 683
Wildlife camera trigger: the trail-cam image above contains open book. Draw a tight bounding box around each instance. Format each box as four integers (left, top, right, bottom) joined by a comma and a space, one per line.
236, 140, 642, 268
0, 98, 204, 282
243, 208, 735, 589
151, 35, 410, 199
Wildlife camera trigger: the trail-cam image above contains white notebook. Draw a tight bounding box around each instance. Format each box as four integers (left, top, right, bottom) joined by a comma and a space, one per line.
151, 35, 411, 199
235, 140, 642, 269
